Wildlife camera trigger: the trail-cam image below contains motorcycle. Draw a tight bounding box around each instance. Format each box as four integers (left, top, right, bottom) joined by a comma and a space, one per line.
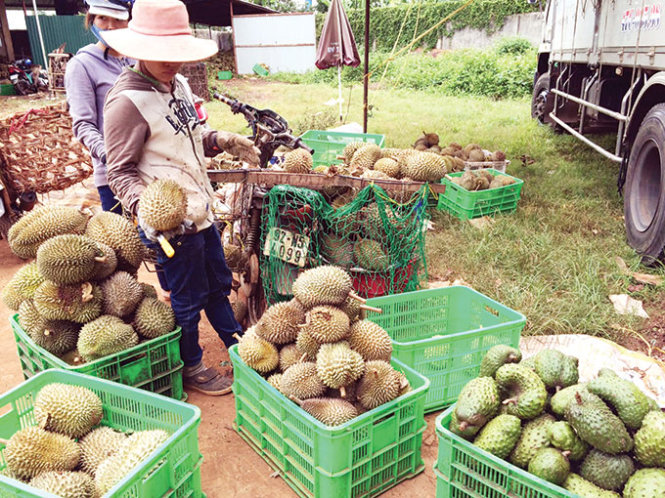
8, 59, 49, 95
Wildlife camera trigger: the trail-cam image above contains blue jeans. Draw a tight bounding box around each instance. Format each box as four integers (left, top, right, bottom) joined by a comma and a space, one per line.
97, 185, 122, 214
139, 224, 240, 366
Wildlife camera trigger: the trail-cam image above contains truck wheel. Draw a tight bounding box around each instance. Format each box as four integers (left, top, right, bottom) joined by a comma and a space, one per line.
531, 73, 553, 123
624, 103, 665, 265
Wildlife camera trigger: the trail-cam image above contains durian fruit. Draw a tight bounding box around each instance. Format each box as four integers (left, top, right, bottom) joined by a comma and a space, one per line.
79, 426, 128, 476
321, 233, 354, 268
280, 362, 326, 399
92, 242, 118, 280
36, 234, 105, 285
338, 295, 382, 322
316, 342, 365, 395
467, 149, 486, 162
373, 158, 400, 178
101, 271, 144, 318
60, 349, 84, 365
34, 383, 103, 438
1, 262, 45, 311
361, 169, 390, 180
402, 151, 447, 182
267, 373, 284, 392
18, 299, 48, 336
356, 360, 404, 409
138, 179, 187, 232
342, 142, 365, 164
492, 150, 506, 161
380, 147, 400, 159
21, 302, 79, 355
255, 301, 305, 345
279, 343, 303, 372
95, 430, 170, 495
295, 329, 319, 361
29, 471, 97, 498
283, 148, 313, 173
140, 282, 158, 299
78, 315, 139, 362
353, 239, 390, 272
463, 143, 482, 155
350, 144, 382, 170
5, 426, 80, 480
292, 265, 361, 309
421, 131, 440, 147
348, 320, 392, 362
8, 206, 89, 259
33, 281, 103, 323
489, 175, 516, 189
85, 212, 145, 272
301, 305, 350, 344
133, 297, 176, 339
292, 396, 358, 426
236, 332, 279, 373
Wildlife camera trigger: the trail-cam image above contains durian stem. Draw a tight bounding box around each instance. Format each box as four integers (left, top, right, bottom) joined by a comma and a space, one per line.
288, 395, 304, 407
359, 304, 382, 314
232, 333, 242, 342
0, 438, 8, 446
502, 398, 517, 405
458, 421, 468, 431
94, 255, 108, 263
340, 386, 347, 398
80, 282, 94, 303
348, 291, 366, 304
561, 450, 571, 458
43, 330, 50, 337
298, 353, 307, 363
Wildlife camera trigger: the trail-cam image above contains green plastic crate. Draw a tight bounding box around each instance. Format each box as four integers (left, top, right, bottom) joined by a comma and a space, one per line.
434, 406, 575, 498
0, 369, 202, 497
366, 286, 525, 413
230, 344, 429, 498
438, 169, 524, 219
0, 84, 16, 96
300, 130, 385, 167
10, 314, 184, 400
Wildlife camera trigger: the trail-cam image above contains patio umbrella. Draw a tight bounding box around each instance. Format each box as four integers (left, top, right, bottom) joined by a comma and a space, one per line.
315, 0, 360, 121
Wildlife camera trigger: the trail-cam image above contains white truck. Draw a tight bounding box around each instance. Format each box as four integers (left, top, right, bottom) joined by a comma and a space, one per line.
532, 0, 665, 263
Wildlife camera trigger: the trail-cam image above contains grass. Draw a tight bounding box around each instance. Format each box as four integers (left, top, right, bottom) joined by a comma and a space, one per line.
210, 78, 664, 339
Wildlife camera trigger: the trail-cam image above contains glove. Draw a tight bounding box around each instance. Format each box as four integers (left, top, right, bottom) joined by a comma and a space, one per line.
137, 213, 196, 244
215, 131, 261, 165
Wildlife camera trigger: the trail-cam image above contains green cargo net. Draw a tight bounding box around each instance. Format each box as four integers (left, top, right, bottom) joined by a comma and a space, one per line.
259, 183, 430, 305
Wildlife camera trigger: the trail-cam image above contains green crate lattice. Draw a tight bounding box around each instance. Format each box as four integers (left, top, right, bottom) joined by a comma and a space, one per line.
435, 406, 576, 498
10, 314, 184, 400
300, 130, 385, 167
0, 369, 202, 498
260, 184, 430, 305
230, 344, 429, 498
366, 286, 525, 413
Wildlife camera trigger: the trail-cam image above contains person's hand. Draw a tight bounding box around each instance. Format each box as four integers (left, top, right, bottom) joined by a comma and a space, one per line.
137, 213, 196, 243
215, 131, 260, 165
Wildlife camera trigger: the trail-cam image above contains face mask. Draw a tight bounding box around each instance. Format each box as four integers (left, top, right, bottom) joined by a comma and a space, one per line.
90, 24, 109, 47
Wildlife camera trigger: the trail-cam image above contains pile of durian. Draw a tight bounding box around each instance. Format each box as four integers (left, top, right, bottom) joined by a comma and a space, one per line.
451, 345, 665, 497
449, 169, 517, 191
2, 204, 176, 365
0, 382, 171, 496
412, 131, 507, 164
236, 265, 411, 426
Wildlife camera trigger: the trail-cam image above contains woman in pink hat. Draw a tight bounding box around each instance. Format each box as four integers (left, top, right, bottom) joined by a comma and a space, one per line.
103, 0, 260, 396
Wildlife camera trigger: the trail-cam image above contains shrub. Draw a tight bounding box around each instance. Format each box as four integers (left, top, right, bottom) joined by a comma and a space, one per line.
495, 37, 534, 55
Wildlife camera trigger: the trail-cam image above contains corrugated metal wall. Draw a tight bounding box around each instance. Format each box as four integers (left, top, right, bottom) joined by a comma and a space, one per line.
25, 15, 94, 67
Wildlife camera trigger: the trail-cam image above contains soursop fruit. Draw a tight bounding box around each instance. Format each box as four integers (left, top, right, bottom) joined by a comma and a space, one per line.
634, 409, 665, 467
528, 448, 570, 486
531, 349, 579, 390
509, 413, 556, 469
454, 377, 500, 431
578, 449, 635, 492
587, 368, 652, 430
449, 410, 481, 440
563, 473, 621, 498
550, 384, 597, 416
478, 345, 522, 378
547, 420, 588, 462
623, 468, 665, 498
472, 414, 521, 459
495, 363, 547, 420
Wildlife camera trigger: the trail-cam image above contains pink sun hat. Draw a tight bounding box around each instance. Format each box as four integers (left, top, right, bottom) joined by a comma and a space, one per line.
101, 0, 218, 62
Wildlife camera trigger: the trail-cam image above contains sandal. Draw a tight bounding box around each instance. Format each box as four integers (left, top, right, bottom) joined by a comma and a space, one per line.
183, 367, 233, 396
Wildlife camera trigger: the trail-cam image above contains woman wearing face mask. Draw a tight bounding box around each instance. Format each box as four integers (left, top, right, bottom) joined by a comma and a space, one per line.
64, 0, 134, 214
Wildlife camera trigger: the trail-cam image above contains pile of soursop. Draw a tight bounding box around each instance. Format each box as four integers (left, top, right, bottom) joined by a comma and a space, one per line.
1, 382, 170, 496
452, 345, 665, 497
2, 205, 176, 365
236, 265, 411, 427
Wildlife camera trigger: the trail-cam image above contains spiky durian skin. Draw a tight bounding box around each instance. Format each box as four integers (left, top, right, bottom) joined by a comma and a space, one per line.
1, 262, 45, 311
8, 206, 89, 259
301, 398, 358, 426
357, 360, 402, 409
85, 212, 145, 272
321, 233, 354, 268
302, 305, 350, 344
79, 426, 128, 476
350, 144, 382, 170
349, 320, 392, 362
5, 427, 80, 480
101, 271, 144, 318
95, 430, 170, 495
29, 471, 97, 498
292, 265, 353, 308
36, 234, 102, 285
283, 148, 313, 173
138, 179, 187, 232
140, 282, 158, 299
33, 281, 103, 323
133, 297, 176, 339
402, 151, 447, 182
256, 301, 305, 344
238, 335, 279, 373
267, 373, 284, 392
280, 362, 326, 399
353, 238, 389, 271
316, 342, 365, 389
77, 315, 139, 362
342, 142, 365, 164
92, 242, 118, 280
20, 300, 78, 355
279, 343, 303, 372
295, 329, 319, 361
34, 383, 103, 438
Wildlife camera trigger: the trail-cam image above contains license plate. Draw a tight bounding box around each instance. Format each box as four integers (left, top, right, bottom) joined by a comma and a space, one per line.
263, 227, 310, 267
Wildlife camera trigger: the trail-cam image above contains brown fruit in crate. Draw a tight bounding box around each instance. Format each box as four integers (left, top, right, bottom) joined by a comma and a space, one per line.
342, 142, 365, 164
468, 149, 486, 163
459, 171, 476, 191
350, 144, 382, 170
295, 397, 358, 426
279, 343, 302, 372
463, 143, 482, 154
133, 296, 176, 339
448, 142, 462, 150
101, 271, 143, 318
1, 262, 45, 311
477, 169, 493, 184
283, 148, 313, 173
356, 360, 404, 409
237, 333, 279, 373
256, 300, 305, 344
302, 305, 350, 343
474, 175, 490, 191
281, 362, 326, 399
79, 426, 127, 476
423, 131, 440, 147
296, 329, 319, 361
5, 427, 80, 480
34, 281, 103, 323
85, 212, 145, 272
492, 150, 506, 161
349, 320, 392, 362
414, 143, 428, 151
316, 341, 365, 391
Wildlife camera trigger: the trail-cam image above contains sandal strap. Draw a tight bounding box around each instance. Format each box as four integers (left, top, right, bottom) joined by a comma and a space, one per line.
186, 367, 220, 383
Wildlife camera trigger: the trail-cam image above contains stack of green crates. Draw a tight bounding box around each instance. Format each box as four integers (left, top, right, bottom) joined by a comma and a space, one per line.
438, 169, 524, 219
230, 344, 429, 498
366, 286, 526, 413
434, 406, 577, 498
10, 314, 184, 400
300, 130, 385, 167
0, 369, 202, 497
